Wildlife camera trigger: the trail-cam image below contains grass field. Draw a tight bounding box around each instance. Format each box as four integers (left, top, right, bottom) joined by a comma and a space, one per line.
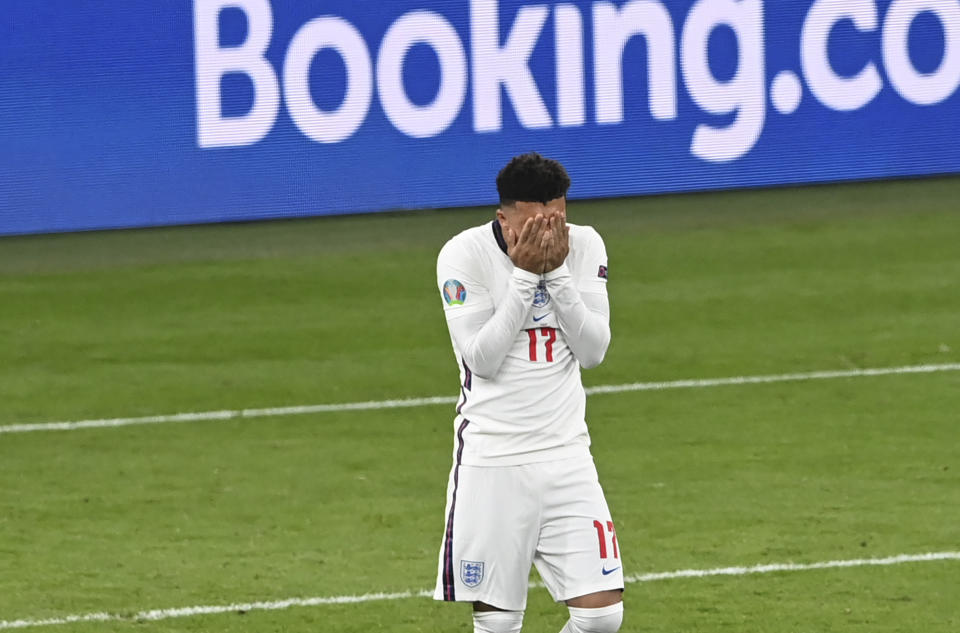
1, 178, 959, 632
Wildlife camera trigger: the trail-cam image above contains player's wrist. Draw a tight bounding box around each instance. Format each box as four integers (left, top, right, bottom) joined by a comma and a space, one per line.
509, 248, 545, 274
543, 262, 571, 280
511, 266, 541, 285
514, 261, 542, 274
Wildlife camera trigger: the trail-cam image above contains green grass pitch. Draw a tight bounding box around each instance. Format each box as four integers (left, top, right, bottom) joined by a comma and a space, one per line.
1, 177, 959, 632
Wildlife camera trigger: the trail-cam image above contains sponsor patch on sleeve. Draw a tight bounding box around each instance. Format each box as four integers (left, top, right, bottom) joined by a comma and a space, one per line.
598, 265, 608, 279
442, 279, 467, 305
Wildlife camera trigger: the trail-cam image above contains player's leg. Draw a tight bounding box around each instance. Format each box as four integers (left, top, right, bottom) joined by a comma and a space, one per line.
558, 602, 624, 633
472, 608, 525, 633
433, 462, 540, 622
566, 590, 623, 608
533, 456, 625, 633
473, 598, 524, 632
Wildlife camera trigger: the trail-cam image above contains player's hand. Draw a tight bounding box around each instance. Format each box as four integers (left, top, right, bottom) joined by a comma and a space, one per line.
506, 214, 549, 273
543, 213, 570, 272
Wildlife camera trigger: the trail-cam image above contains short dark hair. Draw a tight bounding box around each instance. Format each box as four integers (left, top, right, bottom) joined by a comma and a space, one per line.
496, 152, 571, 207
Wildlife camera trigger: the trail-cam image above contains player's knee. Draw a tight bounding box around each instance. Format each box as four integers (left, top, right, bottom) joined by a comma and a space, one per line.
563, 602, 623, 633
473, 609, 524, 633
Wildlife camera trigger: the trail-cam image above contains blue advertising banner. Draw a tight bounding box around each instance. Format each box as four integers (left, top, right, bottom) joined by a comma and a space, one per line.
1, 1, 959, 235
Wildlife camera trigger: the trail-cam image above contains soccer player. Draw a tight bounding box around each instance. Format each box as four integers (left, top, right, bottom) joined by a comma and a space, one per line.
433, 153, 623, 633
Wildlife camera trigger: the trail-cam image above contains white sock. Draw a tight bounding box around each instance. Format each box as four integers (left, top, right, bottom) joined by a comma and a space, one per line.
559, 602, 623, 633
473, 609, 524, 633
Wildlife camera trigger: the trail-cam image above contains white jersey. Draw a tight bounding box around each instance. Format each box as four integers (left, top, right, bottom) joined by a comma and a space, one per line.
436, 220, 610, 466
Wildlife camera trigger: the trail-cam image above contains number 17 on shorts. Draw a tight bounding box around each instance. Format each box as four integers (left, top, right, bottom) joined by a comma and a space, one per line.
594, 520, 620, 574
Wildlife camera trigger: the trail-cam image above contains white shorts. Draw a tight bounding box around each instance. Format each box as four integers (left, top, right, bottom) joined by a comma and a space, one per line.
433, 454, 624, 611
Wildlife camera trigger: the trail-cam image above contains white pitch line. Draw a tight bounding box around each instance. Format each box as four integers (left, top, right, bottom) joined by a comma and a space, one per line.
1, 551, 957, 630
2, 363, 959, 435
0, 396, 459, 434
584, 362, 960, 395
624, 551, 960, 582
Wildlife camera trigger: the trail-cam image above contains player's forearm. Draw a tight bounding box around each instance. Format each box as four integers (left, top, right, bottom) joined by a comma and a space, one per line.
544, 264, 611, 369
449, 268, 539, 378
556, 301, 611, 369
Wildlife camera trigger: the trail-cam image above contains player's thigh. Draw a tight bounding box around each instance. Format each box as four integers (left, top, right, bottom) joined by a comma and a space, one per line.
436, 464, 541, 610
533, 457, 624, 602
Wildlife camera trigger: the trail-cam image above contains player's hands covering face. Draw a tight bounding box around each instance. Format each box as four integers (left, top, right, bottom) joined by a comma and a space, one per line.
543, 212, 570, 273
504, 214, 549, 274
504, 212, 569, 274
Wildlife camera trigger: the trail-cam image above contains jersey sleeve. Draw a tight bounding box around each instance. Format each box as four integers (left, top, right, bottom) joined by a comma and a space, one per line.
543, 227, 610, 369
575, 226, 610, 295
437, 239, 495, 318
437, 238, 539, 379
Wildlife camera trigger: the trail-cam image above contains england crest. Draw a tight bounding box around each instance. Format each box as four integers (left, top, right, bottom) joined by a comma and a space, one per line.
533, 280, 551, 308
460, 560, 484, 588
